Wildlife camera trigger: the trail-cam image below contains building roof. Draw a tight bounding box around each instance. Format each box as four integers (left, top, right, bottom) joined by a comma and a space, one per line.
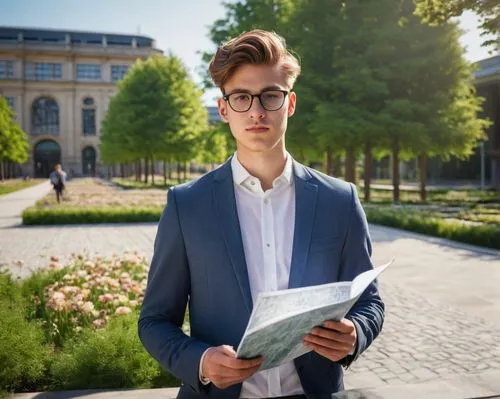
475, 54, 500, 81
207, 105, 221, 123
0, 26, 155, 48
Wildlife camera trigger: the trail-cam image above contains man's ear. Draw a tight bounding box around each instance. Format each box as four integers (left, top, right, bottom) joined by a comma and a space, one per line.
287, 91, 297, 117
218, 97, 229, 123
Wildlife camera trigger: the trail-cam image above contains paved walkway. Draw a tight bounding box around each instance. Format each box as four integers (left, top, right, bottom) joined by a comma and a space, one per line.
0, 180, 52, 228
2, 181, 500, 394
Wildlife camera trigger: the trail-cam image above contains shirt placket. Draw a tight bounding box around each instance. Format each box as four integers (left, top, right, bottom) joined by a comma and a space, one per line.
261, 192, 281, 397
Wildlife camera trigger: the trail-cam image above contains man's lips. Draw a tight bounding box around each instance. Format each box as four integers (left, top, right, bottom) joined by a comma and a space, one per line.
246, 126, 269, 132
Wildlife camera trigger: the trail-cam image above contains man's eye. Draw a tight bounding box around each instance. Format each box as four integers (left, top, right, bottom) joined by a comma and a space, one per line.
234, 94, 250, 101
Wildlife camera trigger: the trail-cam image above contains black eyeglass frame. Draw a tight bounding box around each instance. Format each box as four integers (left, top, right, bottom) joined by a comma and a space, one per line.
223, 89, 290, 113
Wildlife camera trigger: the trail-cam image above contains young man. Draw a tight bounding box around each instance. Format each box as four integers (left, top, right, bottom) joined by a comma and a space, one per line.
139, 30, 384, 399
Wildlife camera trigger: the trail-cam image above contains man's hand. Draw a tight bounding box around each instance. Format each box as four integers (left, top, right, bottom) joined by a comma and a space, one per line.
201, 345, 264, 389
303, 318, 357, 362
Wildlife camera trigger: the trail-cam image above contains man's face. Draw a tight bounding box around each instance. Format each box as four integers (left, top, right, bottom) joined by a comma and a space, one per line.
217, 63, 297, 155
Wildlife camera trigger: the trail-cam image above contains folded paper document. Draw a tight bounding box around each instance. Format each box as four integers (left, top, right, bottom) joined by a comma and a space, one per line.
236, 260, 393, 370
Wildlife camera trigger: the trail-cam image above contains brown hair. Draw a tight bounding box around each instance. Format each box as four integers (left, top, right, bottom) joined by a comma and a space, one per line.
208, 29, 301, 92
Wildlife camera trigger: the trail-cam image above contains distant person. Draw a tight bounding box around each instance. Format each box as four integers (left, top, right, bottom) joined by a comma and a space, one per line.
49, 164, 66, 203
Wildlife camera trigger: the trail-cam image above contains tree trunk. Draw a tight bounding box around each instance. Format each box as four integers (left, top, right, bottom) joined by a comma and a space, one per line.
144, 158, 149, 184
363, 141, 372, 203
418, 153, 428, 201
392, 139, 400, 203
168, 161, 172, 180
345, 146, 356, 184
183, 162, 188, 181
151, 155, 155, 185
177, 162, 182, 183
136, 160, 141, 182
163, 161, 167, 185
325, 146, 333, 176
0, 159, 4, 181
120, 163, 124, 178
333, 154, 342, 178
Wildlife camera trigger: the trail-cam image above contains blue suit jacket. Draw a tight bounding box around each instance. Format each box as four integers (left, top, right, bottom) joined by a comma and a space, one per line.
138, 158, 384, 399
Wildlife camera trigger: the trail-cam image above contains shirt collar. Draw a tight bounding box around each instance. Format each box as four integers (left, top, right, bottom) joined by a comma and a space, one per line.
231, 152, 294, 188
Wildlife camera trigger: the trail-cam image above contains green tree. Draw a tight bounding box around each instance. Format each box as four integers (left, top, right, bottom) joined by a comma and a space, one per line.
100, 55, 208, 184
199, 122, 232, 169
416, 0, 500, 47
0, 97, 29, 180
378, 1, 489, 201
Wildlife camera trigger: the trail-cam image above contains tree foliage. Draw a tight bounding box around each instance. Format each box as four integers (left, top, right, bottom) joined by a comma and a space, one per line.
0, 97, 29, 179
100, 55, 208, 173
416, 0, 500, 47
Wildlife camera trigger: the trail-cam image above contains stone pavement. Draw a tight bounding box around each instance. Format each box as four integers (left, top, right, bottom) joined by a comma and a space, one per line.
2, 181, 500, 395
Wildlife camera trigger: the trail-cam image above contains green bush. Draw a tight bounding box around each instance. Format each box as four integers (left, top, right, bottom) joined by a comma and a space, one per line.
112, 178, 180, 190
365, 206, 500, 250
0, 274, 52, 393
22, 206, 162, 225
51, 313, 179, 390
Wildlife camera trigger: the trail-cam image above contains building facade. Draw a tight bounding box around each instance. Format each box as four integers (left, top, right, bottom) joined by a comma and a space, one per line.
0, 26, 163, 178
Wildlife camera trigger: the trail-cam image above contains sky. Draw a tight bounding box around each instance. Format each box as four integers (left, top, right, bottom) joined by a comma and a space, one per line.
1, 0, 497, 106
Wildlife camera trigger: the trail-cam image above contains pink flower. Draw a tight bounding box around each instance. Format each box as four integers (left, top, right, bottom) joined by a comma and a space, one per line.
93, 318, 106, 328
98, 294, 113, 303
129, 300, 138, 308
81, 301, 95, 314
115, 306, 132, 315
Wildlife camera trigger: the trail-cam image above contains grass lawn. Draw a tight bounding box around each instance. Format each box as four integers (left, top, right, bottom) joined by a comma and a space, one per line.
0, 179, 45, 196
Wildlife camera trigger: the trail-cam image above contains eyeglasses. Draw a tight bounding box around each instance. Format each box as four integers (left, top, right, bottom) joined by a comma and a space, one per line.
223, 90, 289, 113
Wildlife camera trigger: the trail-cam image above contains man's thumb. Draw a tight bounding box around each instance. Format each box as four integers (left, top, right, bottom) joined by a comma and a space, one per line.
221, 345, 237, 358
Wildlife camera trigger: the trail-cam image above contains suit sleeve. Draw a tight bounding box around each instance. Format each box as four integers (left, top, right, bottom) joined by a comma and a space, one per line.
138, 187, 211, 392
338, 183, 385, 368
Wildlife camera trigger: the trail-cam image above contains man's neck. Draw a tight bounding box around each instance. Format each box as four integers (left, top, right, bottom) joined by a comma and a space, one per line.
236, 147, 288, 191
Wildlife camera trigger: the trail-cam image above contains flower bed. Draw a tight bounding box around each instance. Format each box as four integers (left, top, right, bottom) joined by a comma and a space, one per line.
22, 179, 166, 225
0, 253, 181, 396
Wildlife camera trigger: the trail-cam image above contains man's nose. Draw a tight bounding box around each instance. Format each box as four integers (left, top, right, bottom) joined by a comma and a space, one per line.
249, 96, 265, 119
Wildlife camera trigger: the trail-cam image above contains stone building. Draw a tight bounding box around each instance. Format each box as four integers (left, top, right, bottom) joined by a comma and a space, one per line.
0, 26, 163, 177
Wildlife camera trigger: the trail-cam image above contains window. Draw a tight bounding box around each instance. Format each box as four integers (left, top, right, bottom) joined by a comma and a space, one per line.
4, 96, 15, 110
82, 97, 96, 135
32, 97, 59, 135
76, 64, 101, 81
111, 65, 129, 82
0, 60, 14, 79
25, 62, 62, 80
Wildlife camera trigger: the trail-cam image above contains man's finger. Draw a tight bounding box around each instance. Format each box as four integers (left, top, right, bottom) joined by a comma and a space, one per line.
217, 350, 264, 370
306, 342, 345, 361
309, 327, 353, 343
323, 319, 354, 333
304, 334, 352, 352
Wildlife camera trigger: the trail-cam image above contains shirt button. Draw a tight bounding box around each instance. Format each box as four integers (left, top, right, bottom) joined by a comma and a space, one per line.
266, 243, 270, 247
264, 199, 269, 204
250, 181, 256, 186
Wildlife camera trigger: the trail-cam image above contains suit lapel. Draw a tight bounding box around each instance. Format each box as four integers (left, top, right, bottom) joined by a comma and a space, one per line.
213, 159, 253, 315
288, 161, 318, 289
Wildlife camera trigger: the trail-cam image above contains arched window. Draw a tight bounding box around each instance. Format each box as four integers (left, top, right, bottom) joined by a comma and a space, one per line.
82, 146, 96, 176
32, 97, 59, 135
82, 96, 96, 135
34, 139, 61, 178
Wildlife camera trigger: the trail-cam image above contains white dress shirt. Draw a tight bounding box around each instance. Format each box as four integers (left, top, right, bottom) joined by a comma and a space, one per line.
232, 153, 303, 398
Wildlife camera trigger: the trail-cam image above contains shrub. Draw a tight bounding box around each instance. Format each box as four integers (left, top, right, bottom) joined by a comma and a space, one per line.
365, 206, 500, 250
22, 207, 162, 225
51, 313, 179, 390
0, 274, 52, 393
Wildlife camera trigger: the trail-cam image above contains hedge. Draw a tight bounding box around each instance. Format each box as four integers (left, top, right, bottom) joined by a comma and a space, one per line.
22, 206, 163, 225
364, 206, 500, 250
